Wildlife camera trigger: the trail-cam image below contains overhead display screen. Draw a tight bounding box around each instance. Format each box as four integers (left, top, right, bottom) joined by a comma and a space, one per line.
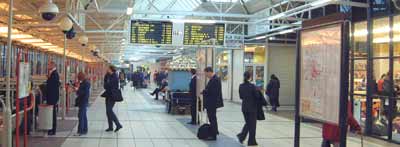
183, 23, 225, 45
130, 21, 173, 44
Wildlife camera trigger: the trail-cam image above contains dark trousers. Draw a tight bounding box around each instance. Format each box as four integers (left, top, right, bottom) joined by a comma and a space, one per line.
106, 99, 122, 129
50, 105, 58, 133
78, 106, 88, 134
151, 88, 161, 99
238, 111, 257, 144
206, 108, 218, 137
321, 139, 332, 147
190, 98, 197, 123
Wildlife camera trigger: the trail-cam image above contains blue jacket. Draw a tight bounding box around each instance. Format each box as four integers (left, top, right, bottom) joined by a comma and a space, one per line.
203, 75, 224, 109
76, 79, 90, 108
46, 70, 60, 105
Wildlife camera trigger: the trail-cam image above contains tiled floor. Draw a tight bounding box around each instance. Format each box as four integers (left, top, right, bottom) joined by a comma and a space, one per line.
27, 87, 399, 147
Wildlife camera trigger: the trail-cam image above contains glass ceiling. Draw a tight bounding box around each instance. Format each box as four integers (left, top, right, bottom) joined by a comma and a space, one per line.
132, 0, 250, 19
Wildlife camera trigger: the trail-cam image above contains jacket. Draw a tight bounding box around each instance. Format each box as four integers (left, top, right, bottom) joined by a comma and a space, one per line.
256, 90, 267, 120
46, 70, 60, 105
203, 74, 224, 109
76, 79, 91, 108
189, 75, 197, 99
266, 79, 280, 107
322, 101, 361, 142
103, 72, 119, 100
239, 82, 258, 112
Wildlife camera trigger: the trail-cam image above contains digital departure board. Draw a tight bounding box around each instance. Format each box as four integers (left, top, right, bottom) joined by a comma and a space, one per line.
183, 23, 225, 45
130, 21, 173, 44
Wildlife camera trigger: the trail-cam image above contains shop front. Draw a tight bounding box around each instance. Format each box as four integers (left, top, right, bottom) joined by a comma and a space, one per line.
244, 45, 266, 88
351, 14, 400, 143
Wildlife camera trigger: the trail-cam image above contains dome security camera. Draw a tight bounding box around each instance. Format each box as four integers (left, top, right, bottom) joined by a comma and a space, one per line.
79, 35, 89, 46
39, 0, 59, 21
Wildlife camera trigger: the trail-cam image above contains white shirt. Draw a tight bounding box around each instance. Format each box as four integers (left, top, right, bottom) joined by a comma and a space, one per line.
49, 68, 56, 75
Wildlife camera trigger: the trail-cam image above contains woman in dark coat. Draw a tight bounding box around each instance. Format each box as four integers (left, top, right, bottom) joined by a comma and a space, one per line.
266, 74, 280, 112
237, 71, 259, 146
103, 66, 123, 132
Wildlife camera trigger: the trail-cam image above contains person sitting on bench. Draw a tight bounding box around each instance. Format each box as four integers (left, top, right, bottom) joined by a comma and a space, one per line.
150, 79, 168, 100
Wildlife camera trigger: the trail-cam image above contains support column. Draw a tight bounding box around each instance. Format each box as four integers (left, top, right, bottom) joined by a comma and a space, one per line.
61, 34, 67, 120
4, 0, 13, 146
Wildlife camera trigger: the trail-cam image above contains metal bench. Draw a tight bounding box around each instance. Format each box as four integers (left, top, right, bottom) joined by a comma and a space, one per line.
167, 92, 193, 114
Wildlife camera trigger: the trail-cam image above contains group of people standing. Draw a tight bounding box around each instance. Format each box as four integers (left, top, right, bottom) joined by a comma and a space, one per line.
186, 67, 279, 146
44, 61, 91, 136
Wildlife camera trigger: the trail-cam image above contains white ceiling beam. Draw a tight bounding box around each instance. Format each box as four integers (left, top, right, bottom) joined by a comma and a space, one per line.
93, 0, 100, 12
106, 15, 127, 31
85, 30, 125, 33
83, 9, 253, 18
225, 1, 239, 13
86, 14, 105, 30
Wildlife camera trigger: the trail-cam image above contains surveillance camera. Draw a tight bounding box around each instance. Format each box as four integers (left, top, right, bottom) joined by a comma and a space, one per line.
39, 1, 59, 21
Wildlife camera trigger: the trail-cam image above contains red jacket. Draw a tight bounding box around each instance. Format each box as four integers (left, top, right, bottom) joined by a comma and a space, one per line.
322, 102, 361, 142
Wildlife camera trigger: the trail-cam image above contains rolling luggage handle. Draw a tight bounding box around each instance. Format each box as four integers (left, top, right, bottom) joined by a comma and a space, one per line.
360, 134, 364, 147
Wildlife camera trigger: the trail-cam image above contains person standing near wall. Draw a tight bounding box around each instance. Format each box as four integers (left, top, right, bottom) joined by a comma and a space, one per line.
46, 61, 60, 136
74, 72, 90, 136
266, 74, 280, 112
102, 65, 123, 132
201, 67, 224, 140
188, 69, 198, 125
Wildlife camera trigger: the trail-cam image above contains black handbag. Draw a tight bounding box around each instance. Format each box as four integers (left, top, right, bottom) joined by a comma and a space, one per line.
111, 89, 124, 102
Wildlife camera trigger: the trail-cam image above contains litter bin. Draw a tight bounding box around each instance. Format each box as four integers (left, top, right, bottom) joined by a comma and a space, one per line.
37, 104, 53, 130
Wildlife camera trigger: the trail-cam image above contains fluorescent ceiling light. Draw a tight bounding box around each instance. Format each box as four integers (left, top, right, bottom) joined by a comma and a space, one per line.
254, 36, 266, 40
171, 19, 216, 24
311, 0, 335, 7
279, 29, 295, 34
126, 7, 133, 15
19, 39, 44, 43
268, 13, 286, 21
41, 45, 59, 49
12, 34, 33, 39
31, 43, 53, 46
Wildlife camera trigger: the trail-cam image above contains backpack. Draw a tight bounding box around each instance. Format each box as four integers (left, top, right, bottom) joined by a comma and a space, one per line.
197, 124, 211, 139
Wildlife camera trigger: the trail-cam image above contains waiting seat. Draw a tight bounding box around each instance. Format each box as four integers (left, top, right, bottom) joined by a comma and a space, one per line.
167, 92, 192, 114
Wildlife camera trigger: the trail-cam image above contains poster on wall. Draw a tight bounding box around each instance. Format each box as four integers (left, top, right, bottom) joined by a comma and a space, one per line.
18, 62, 31, 98
300, 24, 342, 124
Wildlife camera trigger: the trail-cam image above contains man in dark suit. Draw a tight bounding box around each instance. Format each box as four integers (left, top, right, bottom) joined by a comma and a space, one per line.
188, 69, 198, 125
46, 61, 60, 135
202, 67, 224, 140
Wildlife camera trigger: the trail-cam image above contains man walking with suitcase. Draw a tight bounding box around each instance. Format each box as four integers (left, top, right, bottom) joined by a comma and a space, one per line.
201, 67, 224, 140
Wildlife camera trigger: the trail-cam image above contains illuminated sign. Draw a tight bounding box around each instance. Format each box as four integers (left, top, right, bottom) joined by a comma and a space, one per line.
130, 21, 173, 44
183, 23, 225, 45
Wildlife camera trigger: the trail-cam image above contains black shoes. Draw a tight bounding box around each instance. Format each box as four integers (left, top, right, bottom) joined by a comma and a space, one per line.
48, 131, 56, 136
204, 136, 217, 141
236, 134, 245, 144
187, 122, 197, 125
105, 128, 113, 132
114, 126, 123, 132
248, 142, 258, 146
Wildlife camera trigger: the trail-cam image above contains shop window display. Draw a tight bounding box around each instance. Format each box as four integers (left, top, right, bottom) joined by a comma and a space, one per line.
354, 60, 367, 94
395, 15, 400, 56
215, 50, 229, 81
353, 21, 368, 58
392, 59, 400, 141
352, 14, 400, 142
244, 45, 266, 87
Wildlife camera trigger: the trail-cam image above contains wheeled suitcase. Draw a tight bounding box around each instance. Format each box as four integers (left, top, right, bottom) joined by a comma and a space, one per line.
197, 123, 211, 139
